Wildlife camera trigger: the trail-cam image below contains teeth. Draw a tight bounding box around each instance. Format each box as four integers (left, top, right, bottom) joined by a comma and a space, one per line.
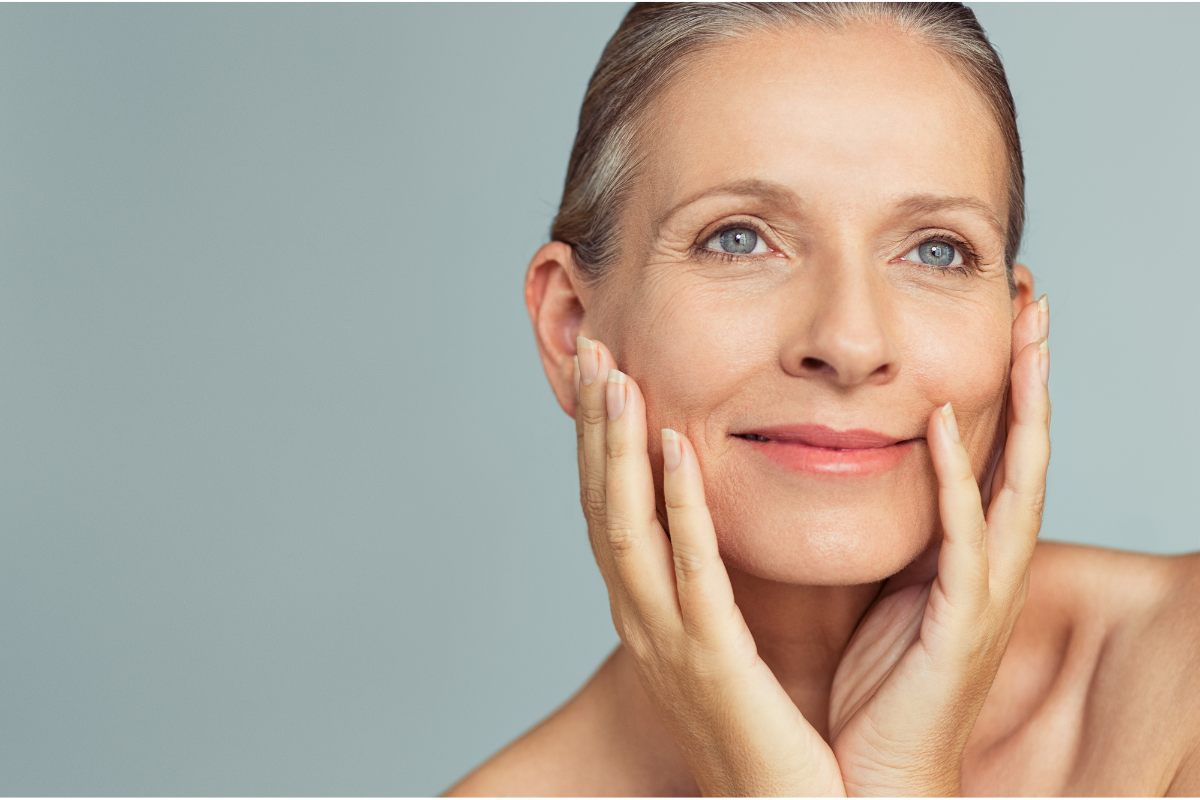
737, 433, 771, 442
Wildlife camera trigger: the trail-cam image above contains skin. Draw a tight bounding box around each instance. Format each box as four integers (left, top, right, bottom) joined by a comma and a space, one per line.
447, 22, 1200, 797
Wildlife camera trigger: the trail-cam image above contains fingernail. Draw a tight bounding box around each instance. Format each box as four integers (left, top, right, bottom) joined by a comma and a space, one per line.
573, 355, 580, 398
942, 402, 961, 444
577, 336, 599, 386
606, 369, 627, 420
1037, 336, 1050, 387
1038, 294, 1049, 339
661, 429, 682, 472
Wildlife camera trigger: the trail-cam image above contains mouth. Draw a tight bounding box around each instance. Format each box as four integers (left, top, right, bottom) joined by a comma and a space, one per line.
731, 424, 919, 475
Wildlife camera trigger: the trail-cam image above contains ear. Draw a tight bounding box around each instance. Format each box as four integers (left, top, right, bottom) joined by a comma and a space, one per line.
1011, 262, 1036, 317
525, 241, 590, 417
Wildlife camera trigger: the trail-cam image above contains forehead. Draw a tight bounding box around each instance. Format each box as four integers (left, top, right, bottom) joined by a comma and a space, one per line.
636, 23, 1009, 222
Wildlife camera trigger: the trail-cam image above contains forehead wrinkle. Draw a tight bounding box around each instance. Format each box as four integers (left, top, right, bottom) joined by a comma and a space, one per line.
891, 193, 1006, 241
652, 178, 804, 240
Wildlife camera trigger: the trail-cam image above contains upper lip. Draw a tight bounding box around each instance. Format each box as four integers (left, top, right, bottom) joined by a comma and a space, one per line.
732, 424, 911, 449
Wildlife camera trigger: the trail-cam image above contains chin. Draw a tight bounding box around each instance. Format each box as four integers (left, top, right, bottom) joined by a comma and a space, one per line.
705, 447, 940, 586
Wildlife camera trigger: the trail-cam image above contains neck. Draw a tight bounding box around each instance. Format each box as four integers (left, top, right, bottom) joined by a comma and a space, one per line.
727, 567, 882, 739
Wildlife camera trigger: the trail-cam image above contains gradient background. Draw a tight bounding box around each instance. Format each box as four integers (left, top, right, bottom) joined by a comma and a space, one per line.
2, 3, 1197, 795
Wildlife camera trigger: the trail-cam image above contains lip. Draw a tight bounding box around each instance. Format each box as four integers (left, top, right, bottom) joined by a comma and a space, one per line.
732, 424, 919, 475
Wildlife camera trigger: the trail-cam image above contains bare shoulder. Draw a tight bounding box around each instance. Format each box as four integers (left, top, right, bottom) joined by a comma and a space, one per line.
1027, 540, 1200, 661
969, 541, 1200, 794
443, 647, 695, 797
1136, 548, 1200, 795
443, 652, 617, 797
1028, 541, 1200, 794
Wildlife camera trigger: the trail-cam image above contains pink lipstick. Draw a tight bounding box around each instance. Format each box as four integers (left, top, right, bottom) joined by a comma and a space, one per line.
733, 424, 918, 475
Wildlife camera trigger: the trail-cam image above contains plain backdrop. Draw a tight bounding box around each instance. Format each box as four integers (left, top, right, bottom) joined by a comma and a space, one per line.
1, 3, 1197, 795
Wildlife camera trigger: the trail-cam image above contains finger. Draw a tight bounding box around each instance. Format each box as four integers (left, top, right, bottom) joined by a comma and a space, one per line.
1010, 294, 1047, 365
605, 368, 678, 613
927, 402, 989, 617
575, 336, 615, 572
987, 333, 1051, 581
987, 299, 1037, 506
661, 429, 737, 640
1001, 294, 1047, 449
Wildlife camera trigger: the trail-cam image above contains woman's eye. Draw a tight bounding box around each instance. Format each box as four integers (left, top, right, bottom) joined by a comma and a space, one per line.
903, 240, 963, 268
706, 227, 767, 256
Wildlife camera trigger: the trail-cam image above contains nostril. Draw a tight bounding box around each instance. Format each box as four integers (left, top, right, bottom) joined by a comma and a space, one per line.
801, 357, 826, 371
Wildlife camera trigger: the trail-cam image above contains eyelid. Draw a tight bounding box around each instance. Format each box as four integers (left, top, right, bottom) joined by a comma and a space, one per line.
897, 230, 978, 263
695, 217, 782, 257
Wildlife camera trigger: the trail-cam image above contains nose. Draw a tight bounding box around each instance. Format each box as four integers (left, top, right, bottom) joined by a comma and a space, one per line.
781, 256, 899, 388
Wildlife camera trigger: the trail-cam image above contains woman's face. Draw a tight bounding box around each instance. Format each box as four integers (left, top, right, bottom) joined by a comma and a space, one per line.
578, 24, 1030, 585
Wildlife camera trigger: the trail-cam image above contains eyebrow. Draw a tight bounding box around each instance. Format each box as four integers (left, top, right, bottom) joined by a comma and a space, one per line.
654, 181, 1006, 240
654, 178, 802, 235
891, 194, 1006, 239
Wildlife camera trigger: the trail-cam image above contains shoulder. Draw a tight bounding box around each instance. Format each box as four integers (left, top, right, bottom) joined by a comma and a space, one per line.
1139, 549, 1200, 794
443, 646, 695, 797
1028, 541, 1200, 793
1026, 540, 1199, 652
1023, 540, 1198, 641
442, 654, 616, 797
1026, 541, 1200, 700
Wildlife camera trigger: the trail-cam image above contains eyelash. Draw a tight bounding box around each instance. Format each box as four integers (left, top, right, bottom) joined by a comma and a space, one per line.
694, 223, 981, 277
693, 219, 776, 264
903, 231, 979, 277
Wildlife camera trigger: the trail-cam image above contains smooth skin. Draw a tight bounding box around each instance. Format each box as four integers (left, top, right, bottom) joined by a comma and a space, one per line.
448, 21, 1200, 797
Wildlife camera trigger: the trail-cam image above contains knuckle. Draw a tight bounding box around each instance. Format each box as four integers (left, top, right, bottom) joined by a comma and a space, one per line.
972, 519, 989, 550
948, 515, 987, 547
673, 546, 707, 579
973, 515, 988, 538
606, 521, 638, 553
663, 494, 697, 512
606, 437, 636, 462
1024, 486, 1047, 518
580, 484, 606, 519
577, 404, 608, 428
1003, 476, 1047, 517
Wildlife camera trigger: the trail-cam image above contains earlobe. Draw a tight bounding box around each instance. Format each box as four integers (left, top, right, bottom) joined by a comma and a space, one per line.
1011, 263, 1036, 315
524, 241, 589, 417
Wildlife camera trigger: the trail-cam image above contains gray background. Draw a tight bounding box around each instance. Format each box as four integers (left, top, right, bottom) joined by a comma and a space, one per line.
1, 3, 1196, 795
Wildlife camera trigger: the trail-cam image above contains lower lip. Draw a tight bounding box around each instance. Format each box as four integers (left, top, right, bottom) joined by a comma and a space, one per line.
740, 438, 916, 475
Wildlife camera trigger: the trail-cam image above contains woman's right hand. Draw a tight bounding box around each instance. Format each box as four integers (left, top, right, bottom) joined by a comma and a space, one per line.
572, 335, 845, 797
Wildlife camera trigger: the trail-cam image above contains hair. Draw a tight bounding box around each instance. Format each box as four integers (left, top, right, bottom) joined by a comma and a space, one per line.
551, 2, 1024, 287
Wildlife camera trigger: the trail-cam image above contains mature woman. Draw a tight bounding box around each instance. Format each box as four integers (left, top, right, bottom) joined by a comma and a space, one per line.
450, 3, 1200, 795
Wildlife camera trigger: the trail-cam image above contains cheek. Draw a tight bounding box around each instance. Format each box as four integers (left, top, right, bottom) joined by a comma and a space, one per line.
613, 276, 774, 435
907, 305, 1010, 467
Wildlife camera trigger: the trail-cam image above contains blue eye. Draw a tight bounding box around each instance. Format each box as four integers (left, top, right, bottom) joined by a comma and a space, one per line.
903, 240, 963, 268
706, 227, 767, 255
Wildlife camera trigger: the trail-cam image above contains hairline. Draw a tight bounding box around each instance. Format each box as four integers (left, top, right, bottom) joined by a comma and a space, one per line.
555, 3, 1024, 293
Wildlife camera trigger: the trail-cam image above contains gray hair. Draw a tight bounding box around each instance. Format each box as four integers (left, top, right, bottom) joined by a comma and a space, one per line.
551, 2, 1024, 285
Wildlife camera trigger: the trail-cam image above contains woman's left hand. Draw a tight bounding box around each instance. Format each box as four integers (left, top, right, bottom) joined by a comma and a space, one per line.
828, 295, 1052, 796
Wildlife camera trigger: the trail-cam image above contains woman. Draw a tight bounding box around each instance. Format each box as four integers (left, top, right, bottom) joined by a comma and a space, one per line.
450, 3, 1200, 795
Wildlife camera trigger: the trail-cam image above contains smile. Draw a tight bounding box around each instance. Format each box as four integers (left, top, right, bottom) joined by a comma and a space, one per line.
731, 425, 919, 476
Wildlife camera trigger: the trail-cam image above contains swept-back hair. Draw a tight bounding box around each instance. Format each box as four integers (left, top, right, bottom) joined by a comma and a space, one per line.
551, 2, 1023, 284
